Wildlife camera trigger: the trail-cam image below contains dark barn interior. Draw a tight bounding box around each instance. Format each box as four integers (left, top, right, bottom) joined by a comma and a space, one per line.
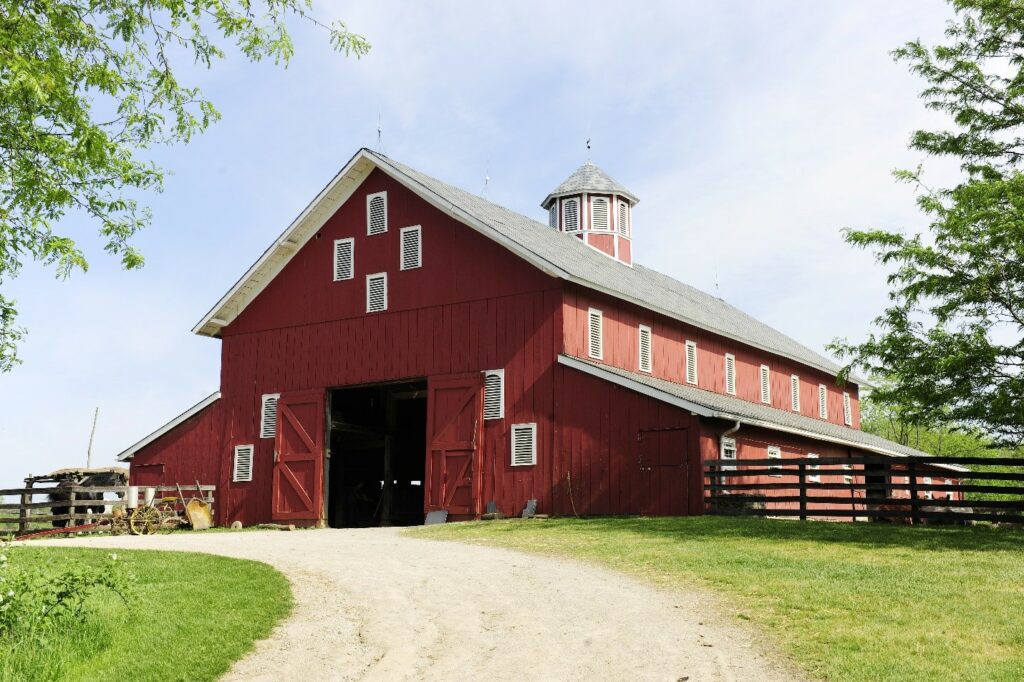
327, 380, 427, 527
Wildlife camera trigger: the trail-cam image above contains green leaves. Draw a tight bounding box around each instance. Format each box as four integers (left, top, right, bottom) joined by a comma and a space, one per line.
0, 1, 370, 371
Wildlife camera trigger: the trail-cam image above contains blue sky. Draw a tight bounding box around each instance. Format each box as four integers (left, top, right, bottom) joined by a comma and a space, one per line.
1, 1, 958, 484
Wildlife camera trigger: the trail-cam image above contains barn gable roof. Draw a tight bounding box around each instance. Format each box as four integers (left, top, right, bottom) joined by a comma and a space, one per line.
193, 148, 850, 381
116, 392, 220, 461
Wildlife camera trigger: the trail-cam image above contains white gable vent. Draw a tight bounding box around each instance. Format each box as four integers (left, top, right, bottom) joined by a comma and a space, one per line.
333, 238, 354, 281
483, 370, 504, 420
592, 197, 610, 230
400, 225, 422, 270
366, 273, 387, 313
587, 308, 603, 359
843, 392, 853, 426
563, 198, 579, 232
367, 191, 388, 235
511, 423, 537, 466
818, 384, 828, 419
638, 325, 652, 373
233, 444, 254, 483
759, 365, 771, 404
260, 393, 279, 439
791, 374, 801, 412
617, 201, 629, 236
685, 340, 698, 385
724, 353, 736, 395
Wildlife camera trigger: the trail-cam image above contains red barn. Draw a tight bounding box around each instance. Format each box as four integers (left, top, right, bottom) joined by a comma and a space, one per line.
116, 149, 965, 526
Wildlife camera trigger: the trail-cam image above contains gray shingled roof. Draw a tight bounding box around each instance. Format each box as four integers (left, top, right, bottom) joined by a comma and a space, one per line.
369, 150, 849, 380
558, 355, 969, 472
540, 161, 639, 208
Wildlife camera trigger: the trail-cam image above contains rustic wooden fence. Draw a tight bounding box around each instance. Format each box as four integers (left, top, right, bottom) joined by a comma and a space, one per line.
705, 455, 1024, 524
0, 484, 216, 535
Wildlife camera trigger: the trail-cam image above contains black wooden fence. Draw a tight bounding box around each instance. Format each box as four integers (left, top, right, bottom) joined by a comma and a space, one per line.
704, 455, 1024, 524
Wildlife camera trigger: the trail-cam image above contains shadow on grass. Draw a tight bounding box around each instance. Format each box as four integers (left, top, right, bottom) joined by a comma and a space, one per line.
478, 515, 1024, 553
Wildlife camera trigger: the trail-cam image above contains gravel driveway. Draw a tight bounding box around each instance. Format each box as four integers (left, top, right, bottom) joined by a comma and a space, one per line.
48, 528, 795, 681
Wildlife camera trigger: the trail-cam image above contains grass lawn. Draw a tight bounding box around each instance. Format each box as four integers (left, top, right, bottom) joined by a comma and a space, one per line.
0, 547, 291, 681
414, 517, 1024, 681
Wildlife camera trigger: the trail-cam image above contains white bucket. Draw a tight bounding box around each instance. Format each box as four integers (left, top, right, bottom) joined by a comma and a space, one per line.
144, 487, 156, 507
126, 486, 139, 509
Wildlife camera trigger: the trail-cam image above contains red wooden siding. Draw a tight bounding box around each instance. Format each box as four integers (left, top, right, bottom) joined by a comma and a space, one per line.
128, 401, 224, 492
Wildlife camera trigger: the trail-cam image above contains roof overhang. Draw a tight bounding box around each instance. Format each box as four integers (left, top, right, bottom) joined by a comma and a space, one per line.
116, 392, 221, 461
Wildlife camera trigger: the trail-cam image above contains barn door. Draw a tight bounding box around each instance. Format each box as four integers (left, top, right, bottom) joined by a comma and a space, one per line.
272, 389, 326, 523
637, 427, 689, 516
425, 373, 484, 517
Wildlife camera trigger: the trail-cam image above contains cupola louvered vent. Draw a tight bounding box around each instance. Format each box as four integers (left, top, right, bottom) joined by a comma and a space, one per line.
400, 226, 422, 270
759, 365, 771, 404
638, 325, 652, 373
587, 308, 603, 359
791, 375, 801, 412
260, 394, 279, 439
617, 201, 629, 236
818, 384, 828, 419
549, 205, 558, 228
333, 238, 354, 281
724, 353, 736, 395
483, 370, 504, 420
367, 191, 388, 235
511, 423, 537, 466
233, 444, 254, 482
592, 197, 610, 230
366, 273, 387, 313
685, 340, 698, 385
563, 198, 579, 232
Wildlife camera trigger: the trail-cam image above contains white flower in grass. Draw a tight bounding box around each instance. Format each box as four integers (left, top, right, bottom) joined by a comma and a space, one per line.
0, 554, 6, 563
109, 553, 118, 561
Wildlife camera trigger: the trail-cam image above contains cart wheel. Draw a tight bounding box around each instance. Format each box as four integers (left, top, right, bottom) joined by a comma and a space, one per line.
129, 507, 160, 535
156, 504, 180, 534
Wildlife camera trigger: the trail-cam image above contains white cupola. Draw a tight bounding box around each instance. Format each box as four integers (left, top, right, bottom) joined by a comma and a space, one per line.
541, 162, 638, 266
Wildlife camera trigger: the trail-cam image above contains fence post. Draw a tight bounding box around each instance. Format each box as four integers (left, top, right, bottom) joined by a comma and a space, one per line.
69, 488, 77, 528
908, 460, 920, 525
798, 462, 807, 521
18, 481, 32, 535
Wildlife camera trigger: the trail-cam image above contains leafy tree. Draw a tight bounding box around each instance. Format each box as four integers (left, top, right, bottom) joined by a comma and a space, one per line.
832, 0, 1024, 447
0, 1, 369, 371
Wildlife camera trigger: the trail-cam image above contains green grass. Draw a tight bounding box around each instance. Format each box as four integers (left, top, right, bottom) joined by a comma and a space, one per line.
412, 517, 1024, 681
0, 548, 292, 681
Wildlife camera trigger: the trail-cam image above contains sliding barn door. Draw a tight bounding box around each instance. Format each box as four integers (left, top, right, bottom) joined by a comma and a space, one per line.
425, 373, 484, 517
637, 427, 690, 516
272, 389, 326, 523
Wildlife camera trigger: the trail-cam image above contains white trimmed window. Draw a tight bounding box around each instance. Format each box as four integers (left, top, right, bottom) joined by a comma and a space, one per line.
724, 353, 736, 395
638, 325, 653, 373
923, 476, 933, 500
587, 308, 603, 360
617, 201, 629, 236
945, 478, 954, 501
366, 273, 387, 313
366, 191, 388, 235
843, 392, 853, 426
483, 370, 504, 420
818, 384, 828, 419
333, 238, 354, 281
767, 445, 782, 476
685, 340, 698, 385
759, 365, 771, 404
843, 463, 853, 484
563, 198, 580, 232
548, 204, 558, 228
720, 436, 737, 472
807, 453, 820, 482
400, 225, 422, 270
592, 196, 610, 230
260, 394, 279, 439
790, 374, 801, 412
233, 444, 254, 483
511, 423, 537, 466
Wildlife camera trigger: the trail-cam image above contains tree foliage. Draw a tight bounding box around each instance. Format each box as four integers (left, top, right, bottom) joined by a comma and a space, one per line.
832, 0, 1024, 447
0, 0, 368, 371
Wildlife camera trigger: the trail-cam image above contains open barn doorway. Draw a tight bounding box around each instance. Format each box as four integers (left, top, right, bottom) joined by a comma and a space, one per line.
326, 379, 427, 528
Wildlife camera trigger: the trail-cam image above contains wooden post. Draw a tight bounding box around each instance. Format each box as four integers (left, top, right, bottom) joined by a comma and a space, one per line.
380, 393, 395, 527
18, 481, 32, 535
908, 460, 920, 525
798, 462, 807, 521
69, 488, 77, 528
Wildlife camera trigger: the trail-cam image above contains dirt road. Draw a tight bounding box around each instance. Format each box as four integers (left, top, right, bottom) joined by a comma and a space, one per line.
50, 528, 796, 681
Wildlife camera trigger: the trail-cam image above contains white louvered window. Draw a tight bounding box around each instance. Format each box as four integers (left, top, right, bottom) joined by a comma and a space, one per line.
617, 201, 629, 236
549, 205, 558, 228
367, 191, 388, 235
233, 444, 254, 483
400, 225, 422, 270
483, 370, 504, 420
511, 423, 537, 466
260, 394, 279, 439
720, 436, 737, 472
587, 308, 603, 360
685, 340, 698, 385
592, 197, 610, 230
807, 453, 820, 483
724, 353, 736, 395
563, 198, 580, 232
638, 325, 652, 373
366, 273, 387, 313
843, 392, 853, 426
818, 384, 828, 419
759, 365, 771, 404
767, 445, 782, 476
791, 375, 801, 412
333, 238, 354, 281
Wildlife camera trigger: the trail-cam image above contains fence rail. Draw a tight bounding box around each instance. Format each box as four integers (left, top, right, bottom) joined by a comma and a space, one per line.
1, 484, 215, 535
704, 455, 1024, 525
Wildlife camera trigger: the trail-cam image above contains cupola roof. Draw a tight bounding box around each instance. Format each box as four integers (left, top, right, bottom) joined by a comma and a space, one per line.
541, 162, 639, 208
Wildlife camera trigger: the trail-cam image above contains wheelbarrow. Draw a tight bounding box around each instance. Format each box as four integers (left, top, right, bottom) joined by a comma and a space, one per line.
176, 482, 213, 531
